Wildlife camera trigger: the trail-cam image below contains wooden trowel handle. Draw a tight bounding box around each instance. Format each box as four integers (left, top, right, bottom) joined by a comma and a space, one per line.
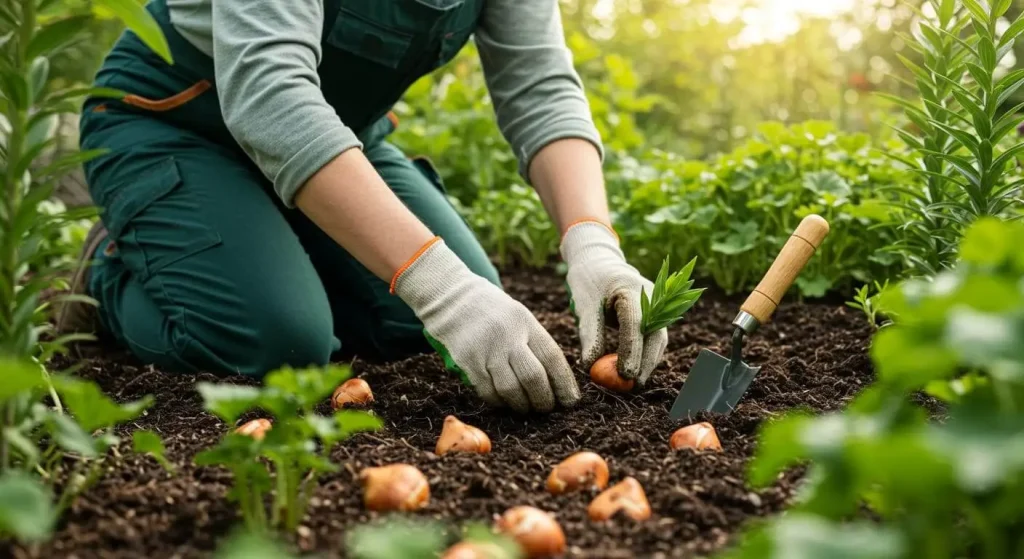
738, 214, 830, 327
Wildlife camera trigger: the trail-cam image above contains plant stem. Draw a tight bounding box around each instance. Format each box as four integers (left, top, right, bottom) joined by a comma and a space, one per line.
0, 403, 9, 471
271, 457, 286, 529
234, 467, 258, 533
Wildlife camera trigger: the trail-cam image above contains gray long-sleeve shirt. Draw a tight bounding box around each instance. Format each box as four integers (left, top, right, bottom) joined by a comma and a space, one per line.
164, 0, 604, 207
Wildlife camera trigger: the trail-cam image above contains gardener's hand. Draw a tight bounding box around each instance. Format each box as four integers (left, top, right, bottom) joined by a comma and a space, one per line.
392, 238, 580, 413
560, 220, 668, 386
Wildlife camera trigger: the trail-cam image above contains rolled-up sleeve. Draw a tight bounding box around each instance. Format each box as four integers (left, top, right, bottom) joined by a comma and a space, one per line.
212, 0, 362, 207
474, 0, 604, 181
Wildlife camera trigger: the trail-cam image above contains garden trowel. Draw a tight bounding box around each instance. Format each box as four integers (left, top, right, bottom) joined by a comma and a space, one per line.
669, 214, 830, 420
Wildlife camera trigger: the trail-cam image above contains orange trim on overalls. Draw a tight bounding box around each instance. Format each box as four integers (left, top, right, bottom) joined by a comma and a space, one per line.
121, 80, 212, 112
386, 111, 399, 129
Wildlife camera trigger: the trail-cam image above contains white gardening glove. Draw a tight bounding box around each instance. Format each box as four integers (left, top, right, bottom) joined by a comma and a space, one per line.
560, 221, 669, 386
392, 238, 581, 413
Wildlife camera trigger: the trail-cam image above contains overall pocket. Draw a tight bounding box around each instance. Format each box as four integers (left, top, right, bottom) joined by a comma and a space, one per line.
100, 157, 222, 282
325, 0, 480, 70
327, 9, 415, 69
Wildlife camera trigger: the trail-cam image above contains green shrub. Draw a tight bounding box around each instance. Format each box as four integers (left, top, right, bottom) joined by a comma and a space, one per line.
608, 120, 906, 296
720, 217, 1024, 559
880, 0, 1024, 278
392, 41, 912, 297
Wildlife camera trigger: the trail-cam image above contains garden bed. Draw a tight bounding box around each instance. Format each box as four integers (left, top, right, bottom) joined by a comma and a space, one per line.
4, 267, 874, 559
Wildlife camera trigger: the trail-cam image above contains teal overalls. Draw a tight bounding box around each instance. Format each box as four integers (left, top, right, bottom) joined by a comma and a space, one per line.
79, 0, 500, 377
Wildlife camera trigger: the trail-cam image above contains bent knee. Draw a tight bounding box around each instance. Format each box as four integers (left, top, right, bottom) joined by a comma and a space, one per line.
180, 305, 337, 379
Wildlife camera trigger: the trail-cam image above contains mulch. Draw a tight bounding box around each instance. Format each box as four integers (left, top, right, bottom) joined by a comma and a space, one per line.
4, 267, 875, 558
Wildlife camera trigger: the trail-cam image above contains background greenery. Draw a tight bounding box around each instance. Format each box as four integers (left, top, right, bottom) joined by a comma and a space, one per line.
44, 0, 1024, 297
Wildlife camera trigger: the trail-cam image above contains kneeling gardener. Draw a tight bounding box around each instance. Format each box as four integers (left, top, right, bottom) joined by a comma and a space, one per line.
56, 0, 669, 413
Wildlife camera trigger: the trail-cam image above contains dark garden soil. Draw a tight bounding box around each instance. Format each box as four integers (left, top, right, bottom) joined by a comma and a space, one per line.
4, 267, 876, 559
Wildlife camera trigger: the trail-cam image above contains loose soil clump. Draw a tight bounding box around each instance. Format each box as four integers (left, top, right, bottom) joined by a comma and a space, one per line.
4, 268, 875, 558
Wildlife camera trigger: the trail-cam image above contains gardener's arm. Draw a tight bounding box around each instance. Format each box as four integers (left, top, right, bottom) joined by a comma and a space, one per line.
209, 0, 580, 412
474, 0, 610, 233
477, 0, 668, 384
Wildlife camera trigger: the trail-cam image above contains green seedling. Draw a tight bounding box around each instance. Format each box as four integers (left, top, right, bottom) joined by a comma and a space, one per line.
195, 365, 382, 534
640, 255, 705, 335
0, 358, 167, 543
845, 280, 894, 330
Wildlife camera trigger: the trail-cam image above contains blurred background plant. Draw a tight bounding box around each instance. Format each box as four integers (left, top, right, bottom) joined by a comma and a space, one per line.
44, 0, 1024, 300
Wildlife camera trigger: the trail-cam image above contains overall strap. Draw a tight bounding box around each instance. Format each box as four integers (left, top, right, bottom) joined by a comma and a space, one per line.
322, 0, 343, 41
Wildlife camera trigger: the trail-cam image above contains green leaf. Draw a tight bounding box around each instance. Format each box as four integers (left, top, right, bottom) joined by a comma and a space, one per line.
640, 256, 703, 335
748, 412, 813, 487
762, 515, 906, 559
0, 358, 45, 401
991, 140, 1024, 171
961, 0, 990, 23
52, 376, 153, 432
1000, 12, 1024, 49
0, 472, 56, 543
133, 430, 174, 471
27, 56, 49, 103
194, 434, 261, 466
95, 0, 173, 64
870, 327, 958, 390
928, 408, 1024, 492
195, 383, 262, 423
346, 517, 448, 559
996, 69, 1024, 106
36, 148, 109, 180
214, 529, 297, 559
50, 413, 99, 457
3, 427, 40, 467
993, 0, 1012, 18
938, 0, 955, 25
334, 410, 384, 438
264, 364, 351, 409
965, 62, 990, 90
44, 86, 125, 107
25, 15, 91, 61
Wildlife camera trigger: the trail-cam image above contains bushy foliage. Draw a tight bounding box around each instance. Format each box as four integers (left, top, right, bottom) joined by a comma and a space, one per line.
0, 0, 171, 544
720, 217, 1024, 559
880, 0, 1024, 278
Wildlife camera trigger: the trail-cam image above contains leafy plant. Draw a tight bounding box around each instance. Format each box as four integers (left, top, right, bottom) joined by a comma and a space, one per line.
194, 365, 382, 534
346, 516, 522, 559
640, 255, 704, 335
610, 121, 906, 297
0, 0, 171, 544
719, 218, 1024, 559
845, 279, 894, 329
879, 0, 1024, 278
0, 358, 165, 543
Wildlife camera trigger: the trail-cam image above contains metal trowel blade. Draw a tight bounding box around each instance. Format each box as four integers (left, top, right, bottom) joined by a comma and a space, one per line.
669, 348, 762, 420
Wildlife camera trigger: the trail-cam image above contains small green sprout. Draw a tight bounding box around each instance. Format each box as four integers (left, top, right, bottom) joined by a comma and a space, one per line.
640, 255, 705, 335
